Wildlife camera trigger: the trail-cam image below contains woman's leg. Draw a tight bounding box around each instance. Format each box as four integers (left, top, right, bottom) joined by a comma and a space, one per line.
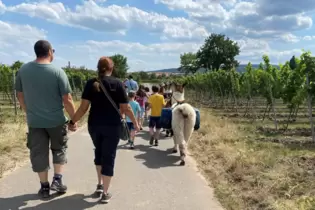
100, 125, 121, 203
88, 126, 103, 193
148, 117, 155, 145
139, 107, 145, 129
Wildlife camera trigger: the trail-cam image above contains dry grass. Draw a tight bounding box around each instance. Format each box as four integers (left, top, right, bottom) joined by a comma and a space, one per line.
189, 108, 315, 210
0, 101, 87, 178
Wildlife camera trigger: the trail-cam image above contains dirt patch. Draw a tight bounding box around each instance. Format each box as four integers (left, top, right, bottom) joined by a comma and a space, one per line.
189, 108, 315, 210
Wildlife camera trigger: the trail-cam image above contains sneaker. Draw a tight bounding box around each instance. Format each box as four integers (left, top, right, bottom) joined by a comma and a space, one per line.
130, 142, 135, 149
51, 179, 67, 193
149, 136, 154, 145
38, 186, 50, 199
100, 192, 112, 204
95, 184, 103, 194
154, 139, 159, 146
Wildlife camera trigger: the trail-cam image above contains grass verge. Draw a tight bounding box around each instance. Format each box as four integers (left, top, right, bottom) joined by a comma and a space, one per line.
0, 101, 87, 178
189, 108, 315, 210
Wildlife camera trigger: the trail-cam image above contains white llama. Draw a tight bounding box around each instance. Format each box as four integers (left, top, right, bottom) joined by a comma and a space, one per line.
170, 82, 196, 166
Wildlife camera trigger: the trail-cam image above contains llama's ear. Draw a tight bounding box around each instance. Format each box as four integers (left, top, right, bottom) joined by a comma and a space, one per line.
182, 82, 187, 88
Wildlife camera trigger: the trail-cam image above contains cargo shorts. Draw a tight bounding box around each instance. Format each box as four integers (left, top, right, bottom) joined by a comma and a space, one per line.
26, 124, 68, 173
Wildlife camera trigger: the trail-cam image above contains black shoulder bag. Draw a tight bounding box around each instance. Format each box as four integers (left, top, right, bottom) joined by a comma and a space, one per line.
97, 79, 130, 141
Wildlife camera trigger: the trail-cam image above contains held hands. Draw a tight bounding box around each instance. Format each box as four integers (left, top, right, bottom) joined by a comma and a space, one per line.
68, 120, 78, 132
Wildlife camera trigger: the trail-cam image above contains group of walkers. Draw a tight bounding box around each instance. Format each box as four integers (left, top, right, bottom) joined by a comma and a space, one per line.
14, 39, 172, 204
121, 76, 173, 149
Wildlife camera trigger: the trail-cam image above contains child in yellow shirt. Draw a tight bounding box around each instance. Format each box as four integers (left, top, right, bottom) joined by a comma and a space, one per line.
147, 85, 166, 146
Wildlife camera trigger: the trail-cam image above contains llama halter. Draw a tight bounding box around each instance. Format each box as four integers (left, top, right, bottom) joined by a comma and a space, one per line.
171, 91, 185, 104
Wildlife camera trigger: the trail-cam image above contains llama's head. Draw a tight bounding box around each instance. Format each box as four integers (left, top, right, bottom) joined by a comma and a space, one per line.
170, 82, 187, 104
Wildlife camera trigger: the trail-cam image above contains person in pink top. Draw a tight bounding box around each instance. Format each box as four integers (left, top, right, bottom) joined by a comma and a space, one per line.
136, 85, 148, 130
144, 86, 151, 120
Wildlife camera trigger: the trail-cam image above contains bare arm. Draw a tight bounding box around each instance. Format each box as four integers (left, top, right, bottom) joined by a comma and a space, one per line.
17, 92, 26, 112
63, 93, 76, 119
120, 104, 138, 126
15, 71, 26, 112
71, 99, 90, 123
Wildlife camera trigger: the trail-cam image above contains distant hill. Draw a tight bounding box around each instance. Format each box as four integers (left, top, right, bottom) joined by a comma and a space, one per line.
147, 64, 279, 73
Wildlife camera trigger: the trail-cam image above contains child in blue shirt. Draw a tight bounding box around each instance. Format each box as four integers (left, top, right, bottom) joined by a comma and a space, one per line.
126, 91, 141, 149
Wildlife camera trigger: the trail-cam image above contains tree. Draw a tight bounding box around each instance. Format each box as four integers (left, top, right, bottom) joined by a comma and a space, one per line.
289, 55, 297, 70
110, 54, 129, 78
11, 60, 24, 70
178, 52, 199, 74
197, 33, 240, 71
149, 73, 157, 80
138, 71, 149, 80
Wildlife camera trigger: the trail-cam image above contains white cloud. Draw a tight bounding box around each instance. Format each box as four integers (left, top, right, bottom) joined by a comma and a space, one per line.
303, 36, 315, 41
156, 0, 314, 40
279, 33, 300, 43
3, 0, 208, 40
0, 0, 314, 71
0, 20, 47, 63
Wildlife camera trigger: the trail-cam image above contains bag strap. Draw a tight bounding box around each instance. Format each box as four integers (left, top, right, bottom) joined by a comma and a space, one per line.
97, 78, 122, 119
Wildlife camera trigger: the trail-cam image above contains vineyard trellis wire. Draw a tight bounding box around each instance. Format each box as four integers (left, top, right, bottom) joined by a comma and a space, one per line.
170, 52, 315, 141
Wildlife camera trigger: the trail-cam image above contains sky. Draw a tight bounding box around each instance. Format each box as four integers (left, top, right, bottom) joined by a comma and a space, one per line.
0, 0, 315, 72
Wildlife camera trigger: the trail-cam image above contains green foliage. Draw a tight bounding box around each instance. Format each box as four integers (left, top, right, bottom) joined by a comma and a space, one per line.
128, 71, 181, 83
196, 33, 240, 71
62, 66, 97, 92
110, 54, 129, 78
0, 64, 17, 103
0, 62, 97, 97
11, 61, 24, 70
170, 52, 315, 113
179, 52, 199, 74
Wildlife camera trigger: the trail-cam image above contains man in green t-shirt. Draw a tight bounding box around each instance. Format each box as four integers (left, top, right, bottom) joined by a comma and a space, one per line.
15, 40, 76, 198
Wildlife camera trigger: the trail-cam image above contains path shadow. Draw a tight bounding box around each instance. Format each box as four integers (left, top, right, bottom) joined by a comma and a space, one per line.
134, 145, 180, 169
135, 129, 171, 141
0, 193, 98, 210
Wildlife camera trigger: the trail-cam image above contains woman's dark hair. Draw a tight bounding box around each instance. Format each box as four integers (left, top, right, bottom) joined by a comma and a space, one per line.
136, 88, 146, 98
93, 56, 114, 92
139, 84, 145, 90
152, 85, 159, 93
144, 87, 150, 92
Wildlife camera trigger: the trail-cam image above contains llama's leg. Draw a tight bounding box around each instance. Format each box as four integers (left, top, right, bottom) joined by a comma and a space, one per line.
171, 108, 184, 156
179, 141, 187, 166
172, 135, 178, 153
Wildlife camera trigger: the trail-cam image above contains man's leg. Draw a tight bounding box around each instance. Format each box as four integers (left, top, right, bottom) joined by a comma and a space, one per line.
27, 128, 50, 198
154, 117, 162, 146
47, 124, 68, 193
148, 117, 155, 145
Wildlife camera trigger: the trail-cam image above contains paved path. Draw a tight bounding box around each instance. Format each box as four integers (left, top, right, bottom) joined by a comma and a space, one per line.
0, 126, 223, 210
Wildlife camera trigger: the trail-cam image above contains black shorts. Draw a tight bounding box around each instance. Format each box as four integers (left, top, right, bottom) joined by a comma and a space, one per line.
149, 116, 161, 129
127, 122, 134, 130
